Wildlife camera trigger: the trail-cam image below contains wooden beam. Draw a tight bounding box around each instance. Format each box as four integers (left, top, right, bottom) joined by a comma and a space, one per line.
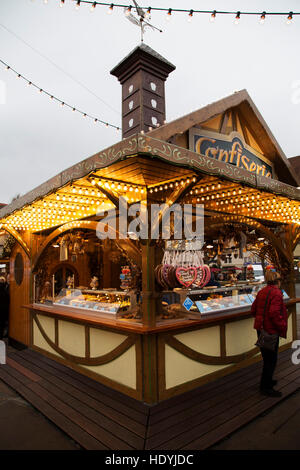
219, 112, 229, 134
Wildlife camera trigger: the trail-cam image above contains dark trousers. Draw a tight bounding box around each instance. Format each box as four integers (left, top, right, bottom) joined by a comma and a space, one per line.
257, 331, 279, 390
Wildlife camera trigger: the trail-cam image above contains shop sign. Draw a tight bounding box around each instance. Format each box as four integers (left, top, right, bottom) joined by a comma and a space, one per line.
189, 129, 273, 178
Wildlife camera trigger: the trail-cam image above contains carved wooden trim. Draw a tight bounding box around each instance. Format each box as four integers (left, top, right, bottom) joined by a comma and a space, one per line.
31, 344, 142, 400
165, 334, 258, 365
33, 311, 136, 366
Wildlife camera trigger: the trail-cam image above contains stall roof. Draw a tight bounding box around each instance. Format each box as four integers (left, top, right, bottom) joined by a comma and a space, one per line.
289, 156, 300, 177
0, 134, 299, 232
148, 89, 300, 188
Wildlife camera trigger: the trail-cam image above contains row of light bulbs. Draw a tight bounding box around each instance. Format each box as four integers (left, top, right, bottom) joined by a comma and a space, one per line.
90, 178, 145, 194
1, 59, 121, 131
49, 1, 296, 26
148, 176, 197, 193
185, 194, 300, 224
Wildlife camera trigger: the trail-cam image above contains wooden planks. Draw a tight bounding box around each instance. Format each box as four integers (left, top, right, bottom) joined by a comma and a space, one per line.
0, 347, 299, 450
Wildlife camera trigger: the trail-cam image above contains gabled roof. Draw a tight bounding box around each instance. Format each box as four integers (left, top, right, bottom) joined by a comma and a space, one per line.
148, 89, 300, 187
289, 156, 300, 180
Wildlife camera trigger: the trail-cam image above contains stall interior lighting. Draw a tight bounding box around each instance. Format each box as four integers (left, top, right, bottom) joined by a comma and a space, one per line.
0, 173, 149, 232
0, 174, 299, 232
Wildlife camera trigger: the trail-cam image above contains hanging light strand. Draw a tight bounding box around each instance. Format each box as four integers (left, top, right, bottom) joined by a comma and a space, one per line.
0, 58, 121, 131
55, 1, 300, 22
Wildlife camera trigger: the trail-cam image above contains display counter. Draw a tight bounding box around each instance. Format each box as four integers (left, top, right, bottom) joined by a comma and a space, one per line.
26, 292, 299, 403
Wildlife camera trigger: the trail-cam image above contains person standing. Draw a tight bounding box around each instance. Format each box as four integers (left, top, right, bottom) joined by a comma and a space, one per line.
251, 270, 287, 397
0, 276, 9, 339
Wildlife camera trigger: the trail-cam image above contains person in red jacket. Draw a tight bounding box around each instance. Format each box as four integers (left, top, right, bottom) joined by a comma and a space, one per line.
251, 269, 287, 397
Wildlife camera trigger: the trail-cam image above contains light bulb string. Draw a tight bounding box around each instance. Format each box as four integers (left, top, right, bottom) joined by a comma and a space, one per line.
67, 1, 299, 18
0, 58, 121, 131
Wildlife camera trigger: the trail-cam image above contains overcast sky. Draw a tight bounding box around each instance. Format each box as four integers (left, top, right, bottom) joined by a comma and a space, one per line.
0, 0, 300, 204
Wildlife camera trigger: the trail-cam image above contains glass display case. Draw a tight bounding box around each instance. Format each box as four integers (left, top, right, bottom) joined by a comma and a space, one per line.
33, 274, 141, 321
53, 288, 132, 316
158, 283, 290, 320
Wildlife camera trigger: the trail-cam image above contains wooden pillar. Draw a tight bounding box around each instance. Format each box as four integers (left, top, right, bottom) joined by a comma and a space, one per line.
141, 241, 156, 327
142, 333, 159, 404
282, 224, 296, 299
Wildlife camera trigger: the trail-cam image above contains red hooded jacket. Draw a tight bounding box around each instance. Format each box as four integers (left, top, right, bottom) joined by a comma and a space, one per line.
251, 285, 287, 338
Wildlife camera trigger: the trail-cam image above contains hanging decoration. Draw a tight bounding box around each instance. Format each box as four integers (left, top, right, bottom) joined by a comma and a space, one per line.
155, 241, 211, 289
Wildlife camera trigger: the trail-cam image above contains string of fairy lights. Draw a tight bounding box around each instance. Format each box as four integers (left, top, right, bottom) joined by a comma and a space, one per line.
0, 58, 121, 131
3, 173, 299, 232
35, 0, 299, 25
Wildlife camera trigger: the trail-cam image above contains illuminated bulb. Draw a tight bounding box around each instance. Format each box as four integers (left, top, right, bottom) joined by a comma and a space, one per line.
287, 11, 293, 25
60, 0, 65, 7
259, 11, 266, 24
145, 7, 151, 19
107, 3, 114, 14
188, 9, 193, 22
166, 8, 172, 21
234, 11, 240, 24
125, 6, 132, 16
75, 0, 80, 10
90, 2, 96, 11
210, 10, 216, 22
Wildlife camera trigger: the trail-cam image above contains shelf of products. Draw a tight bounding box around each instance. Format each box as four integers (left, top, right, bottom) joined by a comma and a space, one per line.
158, 283, 290, 320
186, 284, 290, 317
34, 287, 141, 321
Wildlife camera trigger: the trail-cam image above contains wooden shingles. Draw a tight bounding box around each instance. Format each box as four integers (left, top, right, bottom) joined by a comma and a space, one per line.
0, 347, 299, 450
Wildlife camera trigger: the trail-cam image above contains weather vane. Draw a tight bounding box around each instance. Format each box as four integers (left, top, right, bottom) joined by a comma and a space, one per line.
124, 1, 163, 42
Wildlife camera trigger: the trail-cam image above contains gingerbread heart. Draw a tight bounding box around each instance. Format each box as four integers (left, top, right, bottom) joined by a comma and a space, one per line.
176, 267, 197, 288
192, 266, 205, 287
192, 265, 211, 288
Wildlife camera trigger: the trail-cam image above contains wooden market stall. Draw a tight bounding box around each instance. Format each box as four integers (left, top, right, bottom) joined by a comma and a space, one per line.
0, 44, 300, 404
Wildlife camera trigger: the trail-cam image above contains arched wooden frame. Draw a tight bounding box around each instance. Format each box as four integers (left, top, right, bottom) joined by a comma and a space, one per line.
50, 263, 80, 286
292, 225, 300, 252
32, 220, 142, 272
0, 224, 30, 258
158, 177, 290, 262
33, 311, 136, 366
199, 213, 290, 264
165, 309, 294, 366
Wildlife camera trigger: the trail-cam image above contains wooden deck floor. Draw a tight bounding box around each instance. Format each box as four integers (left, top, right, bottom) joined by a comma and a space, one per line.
0, 347, 299, 450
